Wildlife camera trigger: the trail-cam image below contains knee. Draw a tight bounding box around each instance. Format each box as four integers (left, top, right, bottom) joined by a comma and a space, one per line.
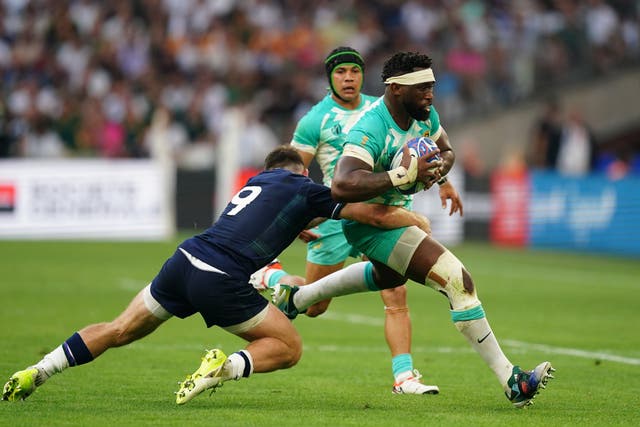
282, 332, 303, 368
380, 285, 408, 305
427, 250, 479, 311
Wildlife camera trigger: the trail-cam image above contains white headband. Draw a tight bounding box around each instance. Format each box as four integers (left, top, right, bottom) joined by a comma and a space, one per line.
384, 68, 435, 85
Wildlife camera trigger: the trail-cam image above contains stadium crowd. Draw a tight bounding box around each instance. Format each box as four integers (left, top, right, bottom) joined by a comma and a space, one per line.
0, 0, 638, 166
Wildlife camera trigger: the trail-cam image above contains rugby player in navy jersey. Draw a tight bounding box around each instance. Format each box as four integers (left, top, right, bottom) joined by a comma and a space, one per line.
2, 145, 432, 405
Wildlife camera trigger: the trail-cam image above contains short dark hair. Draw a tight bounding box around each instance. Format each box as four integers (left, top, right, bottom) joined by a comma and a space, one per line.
264, 145, 304, 171
381, 52, 433, 82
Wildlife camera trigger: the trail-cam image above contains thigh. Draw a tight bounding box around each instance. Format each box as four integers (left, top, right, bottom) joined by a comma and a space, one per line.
369, 258, 406, 290
405, 233, 448, 283
235, 304, 299, 344
112, 288, 167, 340
343, 222, 426, 276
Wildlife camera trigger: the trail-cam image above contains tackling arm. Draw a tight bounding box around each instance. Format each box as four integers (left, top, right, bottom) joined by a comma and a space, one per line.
340, 203, 431, 234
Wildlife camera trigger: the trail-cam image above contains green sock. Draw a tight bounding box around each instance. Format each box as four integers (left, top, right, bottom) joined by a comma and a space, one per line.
267, 269, 288, 288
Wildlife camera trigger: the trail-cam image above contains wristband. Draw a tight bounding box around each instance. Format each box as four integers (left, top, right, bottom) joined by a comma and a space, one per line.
388, 153, 419, 187
388, 166, 410, 187
437, 175, 448, 185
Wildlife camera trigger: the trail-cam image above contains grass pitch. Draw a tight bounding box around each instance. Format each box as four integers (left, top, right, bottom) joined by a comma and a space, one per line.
1, 238, 638, 426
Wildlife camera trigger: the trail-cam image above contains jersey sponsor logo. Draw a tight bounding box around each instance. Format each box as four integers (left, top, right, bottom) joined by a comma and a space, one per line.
360, 135, 369, 145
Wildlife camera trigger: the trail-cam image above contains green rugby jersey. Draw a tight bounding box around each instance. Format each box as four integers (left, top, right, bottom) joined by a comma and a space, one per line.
290, 93, 378, 186
343, 97, 442, 208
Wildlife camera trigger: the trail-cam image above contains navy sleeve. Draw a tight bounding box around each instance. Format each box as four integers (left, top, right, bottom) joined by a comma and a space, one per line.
304, 182, 343, 219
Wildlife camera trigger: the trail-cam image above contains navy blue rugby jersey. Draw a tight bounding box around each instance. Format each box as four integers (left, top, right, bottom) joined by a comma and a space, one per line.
179, 169, 344, 279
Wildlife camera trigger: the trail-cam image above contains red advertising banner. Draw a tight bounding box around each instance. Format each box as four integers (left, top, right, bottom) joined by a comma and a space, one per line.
0, 184, 16, 212
490, 169, 530, 246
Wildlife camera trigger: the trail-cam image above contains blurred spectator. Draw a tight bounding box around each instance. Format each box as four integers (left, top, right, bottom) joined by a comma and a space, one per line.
458, 137, 486, 181
0, 0, 637, 165
0, 104, 17, 157
556, 108, 598, 176
237, 107, 279, 170
19, 115, 66, 158
584, 0, 623, 74
529, 96, 563, 170
605, 148, 633, 180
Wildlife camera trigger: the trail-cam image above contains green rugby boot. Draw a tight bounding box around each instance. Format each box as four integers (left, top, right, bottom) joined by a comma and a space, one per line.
506, 362, 555, 408
176, 349, 227, 405
2, 368, 39, 401
271, 284, 303, 320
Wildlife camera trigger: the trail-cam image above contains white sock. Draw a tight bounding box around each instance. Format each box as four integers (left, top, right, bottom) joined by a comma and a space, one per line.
293, 262, 372, 310
395, 370, 414, 383
33, 346, 69, 385
455, 318, 513, 392
222, 350, 253, 381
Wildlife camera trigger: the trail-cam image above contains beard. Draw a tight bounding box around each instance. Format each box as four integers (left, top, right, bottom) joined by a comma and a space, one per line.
405, 102, 429, 121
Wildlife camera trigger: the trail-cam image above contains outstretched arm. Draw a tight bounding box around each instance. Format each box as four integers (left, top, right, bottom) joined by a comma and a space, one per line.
339, 203, 431, 234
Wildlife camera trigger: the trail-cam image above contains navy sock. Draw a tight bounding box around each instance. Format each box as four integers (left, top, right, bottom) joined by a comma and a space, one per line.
237, 351, 252, 378
62, 332, 94, 366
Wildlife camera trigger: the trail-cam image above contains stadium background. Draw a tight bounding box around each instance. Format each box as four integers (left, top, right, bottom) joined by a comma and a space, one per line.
0, 0, 639, 256
1, 3, 640, 425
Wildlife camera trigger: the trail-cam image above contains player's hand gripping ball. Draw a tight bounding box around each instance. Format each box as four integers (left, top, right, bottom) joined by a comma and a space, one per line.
390, 136, 440, 195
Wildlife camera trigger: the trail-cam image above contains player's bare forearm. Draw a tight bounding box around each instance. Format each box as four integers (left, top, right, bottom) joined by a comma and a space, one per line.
435, 128, 455, 176
339, 203, 430, 232
439, 149, 455, 176
400, 210, 431, 234
332, 157, 395, 202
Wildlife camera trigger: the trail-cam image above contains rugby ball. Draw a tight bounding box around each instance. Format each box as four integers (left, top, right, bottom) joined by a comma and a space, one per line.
390, 136, 440, 195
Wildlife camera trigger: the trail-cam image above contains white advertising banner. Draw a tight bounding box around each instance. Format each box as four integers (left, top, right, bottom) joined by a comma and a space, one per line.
412, 165, 464, 245
0, 159, 174, 240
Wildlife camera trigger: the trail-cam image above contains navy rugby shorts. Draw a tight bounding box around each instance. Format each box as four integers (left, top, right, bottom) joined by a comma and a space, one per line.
149, 248, 268, 328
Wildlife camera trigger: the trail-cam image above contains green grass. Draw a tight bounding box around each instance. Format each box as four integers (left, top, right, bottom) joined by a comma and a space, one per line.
1, 238, 639, 426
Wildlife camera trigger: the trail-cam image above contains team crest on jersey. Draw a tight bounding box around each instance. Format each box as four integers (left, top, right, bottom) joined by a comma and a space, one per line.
332, 124, 342, 135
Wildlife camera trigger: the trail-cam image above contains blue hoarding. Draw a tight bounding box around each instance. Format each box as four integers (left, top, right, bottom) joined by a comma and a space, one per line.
529, 172, 640, 257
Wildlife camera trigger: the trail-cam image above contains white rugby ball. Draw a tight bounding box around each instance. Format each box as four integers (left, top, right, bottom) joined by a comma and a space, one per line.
390, 136, 439, 195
